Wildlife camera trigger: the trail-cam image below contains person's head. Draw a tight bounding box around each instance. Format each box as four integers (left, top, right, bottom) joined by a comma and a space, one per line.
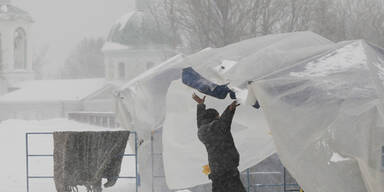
204, 108, 220, 122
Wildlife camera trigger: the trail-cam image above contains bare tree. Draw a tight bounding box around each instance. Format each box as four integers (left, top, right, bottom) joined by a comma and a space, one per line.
151, 0, 384, 51
279, 0, 313, 33
163, 0, 260, 50
62, 38, 105, 79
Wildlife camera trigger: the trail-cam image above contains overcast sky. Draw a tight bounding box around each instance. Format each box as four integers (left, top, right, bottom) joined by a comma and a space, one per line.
13, 0, 134, 77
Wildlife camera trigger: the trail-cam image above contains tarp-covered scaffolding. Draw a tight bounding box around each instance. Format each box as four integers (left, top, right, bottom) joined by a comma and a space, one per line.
249, 40, 384, 192
115, 31, 338, 191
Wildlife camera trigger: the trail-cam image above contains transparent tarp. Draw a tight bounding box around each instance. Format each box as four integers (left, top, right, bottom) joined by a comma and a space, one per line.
249, 40, 384, 192
115, 31, 336, 190
162, 80, 274, 189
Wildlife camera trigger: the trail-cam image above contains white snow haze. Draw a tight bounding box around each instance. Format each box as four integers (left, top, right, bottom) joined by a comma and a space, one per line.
13, 0, 134, 77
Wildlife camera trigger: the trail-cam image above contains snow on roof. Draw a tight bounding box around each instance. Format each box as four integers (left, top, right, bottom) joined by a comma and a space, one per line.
0, 118, 124, 131
115, 11, 137, 30
0, 4, 33, 21
102, 41, 131, 52
290, 41, 368, 78
0, 78, 107, 103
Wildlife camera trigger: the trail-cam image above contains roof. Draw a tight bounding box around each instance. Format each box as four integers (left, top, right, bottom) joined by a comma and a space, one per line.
0, 118, 125, 131
0, 78, 107, 103
102, 41, 131, 52
0, 4, 33, 22
105, 10, 174, 48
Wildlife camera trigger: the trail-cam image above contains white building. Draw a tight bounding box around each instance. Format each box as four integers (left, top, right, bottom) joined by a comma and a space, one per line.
102, 0, 175, 82
0, 0, 176, 121
0, 1, 178, 191
0, 0, 34, 94
102, 1, 178, 192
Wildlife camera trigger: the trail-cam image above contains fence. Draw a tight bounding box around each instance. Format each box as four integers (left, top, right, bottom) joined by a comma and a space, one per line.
25, 131, 138, 192
243, 166, 301, 192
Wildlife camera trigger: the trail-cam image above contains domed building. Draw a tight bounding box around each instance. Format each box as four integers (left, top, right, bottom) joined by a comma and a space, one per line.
0, 0, 35, 94
102, 0, 175, 82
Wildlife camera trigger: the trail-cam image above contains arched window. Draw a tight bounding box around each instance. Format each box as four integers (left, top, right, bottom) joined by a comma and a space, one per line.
14, 28, 27, 70
118, 62, 125, 79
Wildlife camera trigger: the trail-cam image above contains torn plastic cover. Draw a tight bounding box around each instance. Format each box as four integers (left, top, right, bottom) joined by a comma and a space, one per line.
249, 40, 384, 192
162, 80, 274, 189
115, 31, 335, 189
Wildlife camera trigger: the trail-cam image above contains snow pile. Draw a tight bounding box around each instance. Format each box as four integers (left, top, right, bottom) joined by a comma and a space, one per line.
0, 119, 136, 192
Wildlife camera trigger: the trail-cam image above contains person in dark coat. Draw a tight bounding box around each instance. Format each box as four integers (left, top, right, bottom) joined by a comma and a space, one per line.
192, 93, 246, 192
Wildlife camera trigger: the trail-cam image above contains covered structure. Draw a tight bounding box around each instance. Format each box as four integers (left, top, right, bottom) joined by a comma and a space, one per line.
115, 31, 338, 191
249, 40, 384, 192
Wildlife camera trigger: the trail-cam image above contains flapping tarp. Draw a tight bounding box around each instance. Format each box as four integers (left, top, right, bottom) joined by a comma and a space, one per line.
162, 81, 274, 189
115, 31, 335, 190
249, 40, 384, 192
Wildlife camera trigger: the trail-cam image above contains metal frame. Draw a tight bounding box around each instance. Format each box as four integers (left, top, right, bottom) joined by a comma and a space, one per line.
244, 167, 301, 192
25, 131, 138, 192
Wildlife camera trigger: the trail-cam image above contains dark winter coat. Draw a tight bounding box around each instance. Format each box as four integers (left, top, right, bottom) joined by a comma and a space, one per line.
197, 103, 246, 192
196, 103, 241, 177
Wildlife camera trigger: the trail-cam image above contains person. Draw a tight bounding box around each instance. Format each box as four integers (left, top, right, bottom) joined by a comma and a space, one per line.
192, 93, 246, 192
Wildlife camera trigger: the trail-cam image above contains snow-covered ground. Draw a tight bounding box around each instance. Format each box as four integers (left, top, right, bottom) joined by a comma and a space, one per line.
0, 119, 137, 192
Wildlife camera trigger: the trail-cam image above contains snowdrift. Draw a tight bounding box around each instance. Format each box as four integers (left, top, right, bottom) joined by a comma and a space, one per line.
116, 31, 335, 189
249, 40, 384, 192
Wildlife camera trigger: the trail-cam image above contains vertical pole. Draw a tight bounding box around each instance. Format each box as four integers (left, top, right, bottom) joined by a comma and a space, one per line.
151, 132, 154, 192
283, 167, 286, 192
247, 168, 250, 192
135, 132, 138, 192
25, 133, 29, 192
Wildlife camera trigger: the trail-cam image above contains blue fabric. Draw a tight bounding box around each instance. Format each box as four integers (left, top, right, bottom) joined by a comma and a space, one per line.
252, 100, 260, 109
182, 67, 236, 100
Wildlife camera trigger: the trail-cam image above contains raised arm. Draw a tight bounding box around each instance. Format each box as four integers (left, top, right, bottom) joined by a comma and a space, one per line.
197, 103, 206, 127
219, 101, 239, 132
193, 93, 206, 127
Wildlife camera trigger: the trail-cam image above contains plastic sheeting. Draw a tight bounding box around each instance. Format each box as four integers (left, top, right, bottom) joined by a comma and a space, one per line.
162, 81, 274, 189
249, 40, 384, 192
115, 31, 336, 190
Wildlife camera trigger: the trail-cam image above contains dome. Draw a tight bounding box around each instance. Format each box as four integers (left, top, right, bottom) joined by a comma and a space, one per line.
106, 10, 173, 48
0, 2, 33, 22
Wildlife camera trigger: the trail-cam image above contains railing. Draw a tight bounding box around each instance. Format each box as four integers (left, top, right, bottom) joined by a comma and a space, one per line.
25, 131, 138, 192
243, 167, 301, 192
66, 112, 302, 192
67, 112, 119, 128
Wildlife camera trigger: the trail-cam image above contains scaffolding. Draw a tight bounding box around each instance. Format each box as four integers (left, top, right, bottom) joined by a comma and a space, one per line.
243, 167, 302, 192
25, 131, 139, 192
